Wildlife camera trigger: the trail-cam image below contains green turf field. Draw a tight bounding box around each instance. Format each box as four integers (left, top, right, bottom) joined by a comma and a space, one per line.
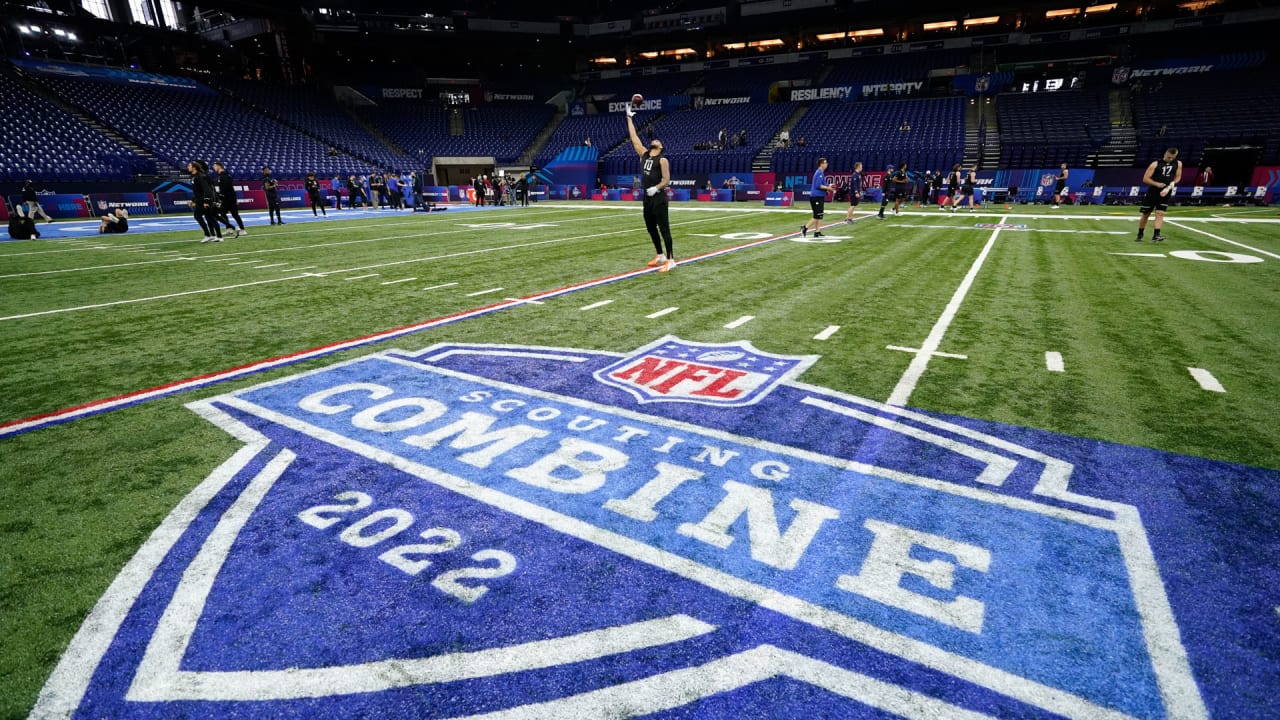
0, 201, 1277, 718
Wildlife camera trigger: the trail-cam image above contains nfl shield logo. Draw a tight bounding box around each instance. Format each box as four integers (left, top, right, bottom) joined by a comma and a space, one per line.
1112, 66, 1131, 85
974, 75, 990, 92
594, 336, 818, 407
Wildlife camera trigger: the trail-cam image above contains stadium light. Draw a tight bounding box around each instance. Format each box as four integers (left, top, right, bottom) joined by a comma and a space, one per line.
964, 16, 1001, 26
922, 20, 957, 31
592, 57, 617, 64
816, 32, 847, 41
639, 51, 659, 58
1084, 3, 1117, 12
721, 42, 745, 49
28, 25, 42, 33
851, 28, 884, 38
748, 39, 785, 48
1177, 0, 1221, 9
53, 28, 66, 36
1045, 8, 1081, 17
67, 32, 77, 40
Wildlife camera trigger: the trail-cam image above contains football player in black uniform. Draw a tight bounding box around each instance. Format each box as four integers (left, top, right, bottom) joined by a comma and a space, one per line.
189, 160, 222, 243
843, 161, 864, 223
262, 166, 284, 225
1136, 148, 1182, 242
878, 163, 909, 218
212, 162, 246, 237
1051, 163, 1069, 208
626, 104, 675, 272
955, 165, 977, 212
305, 172, 327, 217
943, 164, 962, 211
98, 207, 129, 234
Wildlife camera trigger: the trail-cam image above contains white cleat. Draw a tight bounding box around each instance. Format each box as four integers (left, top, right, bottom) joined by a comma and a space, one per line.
659, 258, 676, 273
647, 254, 665, 267
211, 236, 224, 242
200, 236, 213, 243
238, 228, 248, 236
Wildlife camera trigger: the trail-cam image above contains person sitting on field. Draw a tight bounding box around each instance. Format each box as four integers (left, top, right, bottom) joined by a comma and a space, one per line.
8, 203, 40, 240
98, 207, 130, 234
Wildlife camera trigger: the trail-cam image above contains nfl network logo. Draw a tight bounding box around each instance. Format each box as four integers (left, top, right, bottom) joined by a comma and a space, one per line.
594, 336, 817, 407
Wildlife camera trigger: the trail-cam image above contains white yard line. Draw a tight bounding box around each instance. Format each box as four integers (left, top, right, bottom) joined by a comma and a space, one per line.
281, 266, 315, 272
0, 210, 618, 278
724, 315, 755, 329
465, 287, 505, 297
1045, 351, 1065, 373
380, 277, 418, 285
1165, 221, 1280, 260
581, 300, 613, 311
647, 307, 679, 319
0, 276, 309, 322
343, 274, 380, 281
814, 325, 840, 340
420, 282, 458, 291
886, 216, 1009, 407
310, 212, 756, 277
1187, 368, 1226, 393
253, 263, 288, 269
1, 212, 757, 323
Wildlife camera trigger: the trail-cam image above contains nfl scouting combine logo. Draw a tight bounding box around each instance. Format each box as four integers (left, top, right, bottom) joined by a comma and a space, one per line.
33, 337, 1280, 719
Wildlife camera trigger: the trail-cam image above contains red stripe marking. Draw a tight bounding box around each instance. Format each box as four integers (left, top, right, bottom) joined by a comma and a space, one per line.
0, 223, 808, 434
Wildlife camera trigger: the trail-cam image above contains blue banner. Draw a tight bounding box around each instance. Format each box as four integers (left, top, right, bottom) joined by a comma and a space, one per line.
87, 192, 157, 216
9, 193, 90, 219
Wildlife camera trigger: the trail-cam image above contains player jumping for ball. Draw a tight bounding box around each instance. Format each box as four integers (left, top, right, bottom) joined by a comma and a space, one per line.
1136, 148, 1182, 242
626, 102, 675, 271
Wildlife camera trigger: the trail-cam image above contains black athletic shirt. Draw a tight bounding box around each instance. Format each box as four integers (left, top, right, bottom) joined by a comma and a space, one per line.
641, 152, 664, 197
849, 170, 863, 193
949, 171, 961, 188
891, 170, 909, 191
216, 171, 236, 202
305, 177, 321, 194
263, 177, 279, 196
1150, 159, 1178, 188
104, 216, 128, 233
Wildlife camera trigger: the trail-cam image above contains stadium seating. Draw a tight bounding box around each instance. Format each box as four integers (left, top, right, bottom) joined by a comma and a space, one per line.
598, 103, 796, 178
536, 113, 633, 171
996, 89, 1110, 167
1130, 69, 1280, 165
367, 100, 554, 164
219, 79, 410, 169
36, 74, 380, 178
0, 69, 147, 182
771, 96, 965, 175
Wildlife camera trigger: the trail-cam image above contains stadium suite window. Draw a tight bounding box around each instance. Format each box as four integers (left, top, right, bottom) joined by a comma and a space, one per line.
81, 0, 112, 20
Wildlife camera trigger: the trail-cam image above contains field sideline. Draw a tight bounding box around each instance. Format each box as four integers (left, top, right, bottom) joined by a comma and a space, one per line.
1, 200, 1277, 719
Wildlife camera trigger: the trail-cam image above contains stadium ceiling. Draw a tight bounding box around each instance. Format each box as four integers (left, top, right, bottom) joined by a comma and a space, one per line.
157, 0, 1132, 25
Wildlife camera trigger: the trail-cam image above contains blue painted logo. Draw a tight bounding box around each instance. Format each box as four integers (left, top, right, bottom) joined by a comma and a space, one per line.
31, 340, 1279, 719
594, 336, 816, 407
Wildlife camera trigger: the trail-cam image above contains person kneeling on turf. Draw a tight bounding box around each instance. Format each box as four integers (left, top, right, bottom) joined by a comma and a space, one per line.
98, 207, 130, 234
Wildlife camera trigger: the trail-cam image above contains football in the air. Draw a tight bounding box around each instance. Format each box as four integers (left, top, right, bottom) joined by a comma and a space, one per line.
631, 93, 644, 108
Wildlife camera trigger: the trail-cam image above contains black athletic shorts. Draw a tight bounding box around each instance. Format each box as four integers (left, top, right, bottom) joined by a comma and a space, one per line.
891, 187, 907, 201
962, 185, 975, 196
848, 191, 860, 207
810, 197, 825, 219
1139, 188, 1169, 214
1055, 181, 1066, 193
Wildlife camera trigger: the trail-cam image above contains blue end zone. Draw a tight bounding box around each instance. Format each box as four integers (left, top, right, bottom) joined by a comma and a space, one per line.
33, 341, 1278, 720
